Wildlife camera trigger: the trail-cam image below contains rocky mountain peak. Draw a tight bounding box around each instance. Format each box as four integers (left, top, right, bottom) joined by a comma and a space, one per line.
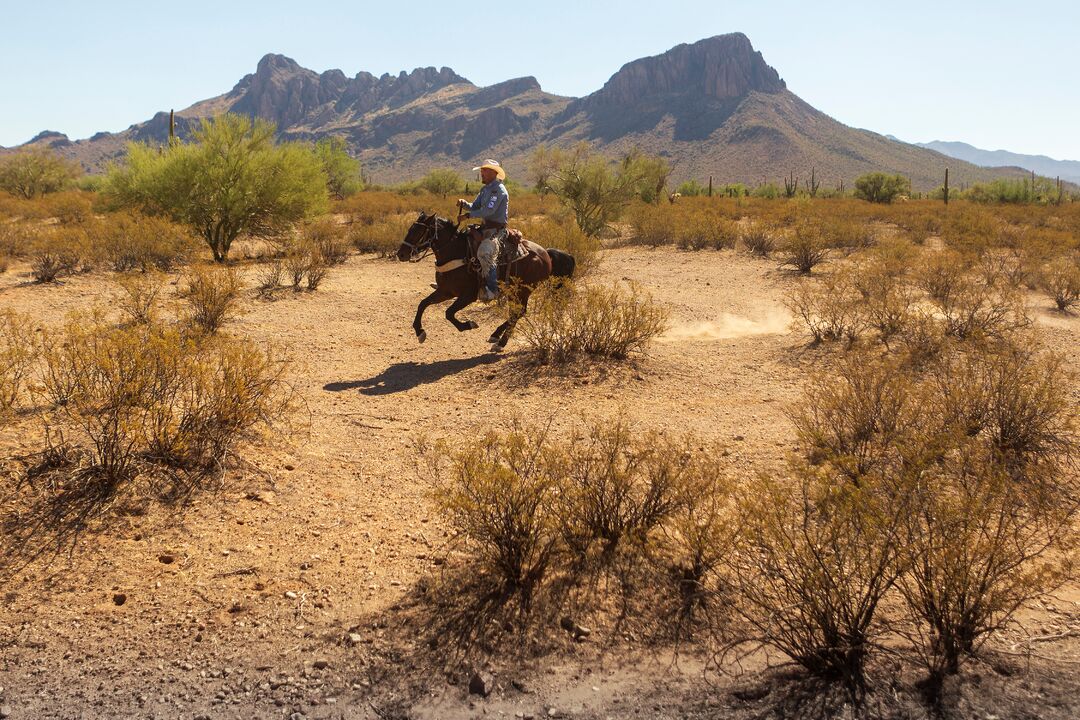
589, 33, 785, 107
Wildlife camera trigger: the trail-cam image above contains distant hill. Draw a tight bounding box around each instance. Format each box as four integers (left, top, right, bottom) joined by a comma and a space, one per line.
7, 34, 1030, 190
915, 141, 1080, 185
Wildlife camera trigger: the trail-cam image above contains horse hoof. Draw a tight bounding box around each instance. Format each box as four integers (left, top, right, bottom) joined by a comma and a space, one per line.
487, 334, 501, 344
465, 320, 479, 330
489, 343, 503, 353
417, 330, 427, 344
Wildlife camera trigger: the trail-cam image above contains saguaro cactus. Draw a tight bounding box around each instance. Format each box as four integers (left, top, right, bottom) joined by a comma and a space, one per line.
784, 171, 798, 198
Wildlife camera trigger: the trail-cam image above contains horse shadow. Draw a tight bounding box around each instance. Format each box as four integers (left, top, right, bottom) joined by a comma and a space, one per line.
324, 354, 504, 396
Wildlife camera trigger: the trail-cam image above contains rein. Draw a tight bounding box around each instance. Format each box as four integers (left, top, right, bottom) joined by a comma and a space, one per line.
405, 216, 471, 273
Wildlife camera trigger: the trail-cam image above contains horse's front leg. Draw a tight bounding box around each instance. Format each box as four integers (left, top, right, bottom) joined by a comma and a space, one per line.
445, 294, 479, 332
414, 289, 449, 343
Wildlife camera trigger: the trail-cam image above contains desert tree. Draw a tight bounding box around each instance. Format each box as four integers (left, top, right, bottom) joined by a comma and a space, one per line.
854, 172, 911, 204
0, 147, 82, 199
104, 113, 328, 261
418, 168, 464, 198
314, 135, 362, 198
546, 144, 668, 236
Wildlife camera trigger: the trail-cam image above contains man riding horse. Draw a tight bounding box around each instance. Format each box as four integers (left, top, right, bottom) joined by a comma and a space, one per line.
457, 159, 509, 302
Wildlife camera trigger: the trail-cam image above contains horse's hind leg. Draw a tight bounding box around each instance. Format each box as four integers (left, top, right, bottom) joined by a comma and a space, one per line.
445, 295, 479, 332
493, 290, 530, 350
414, 289, 449, 343
488, 319, 511, 345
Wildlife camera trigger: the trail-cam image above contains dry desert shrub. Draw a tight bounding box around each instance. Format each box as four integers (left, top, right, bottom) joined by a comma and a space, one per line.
115, 272, 165, 325
785, 270, 867, 344
35, 315, 292, 489
626, 203, 671, 246
790, 351, 923, 480
427, 416, 728, 615
256, 260, 285, 297
850, 256, 918, 341
779, 222, 829, 273
739, 221, 777, 256
1040, 254, 1080, 311
141, 333, 292, 469
934, 278, 1030, 341
551, 419, 698, 564
431, 427, 560, 602
731, 469, 906, 697
283, 241, 330, 291
516, 215, 601, 277
91, 211, 198, 271
896, 451, 1077, 690
29, 226, 93, 282
674, 214, 739, 250
914, 248, 972, 306
304, 218, 350, 266
0, 311, 39, 413
516, 281, 668, 363
46, 192, 94, 225
348, 216, 410, 256
180, 265, 244, 334
662, 460, 738, 623
786, 338, 1079, 694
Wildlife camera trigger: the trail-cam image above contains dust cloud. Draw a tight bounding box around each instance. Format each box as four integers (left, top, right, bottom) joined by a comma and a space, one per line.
658, 312, 792, 342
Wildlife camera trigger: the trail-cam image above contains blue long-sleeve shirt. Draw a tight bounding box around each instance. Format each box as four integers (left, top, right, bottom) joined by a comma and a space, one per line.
465, 180, 509, 225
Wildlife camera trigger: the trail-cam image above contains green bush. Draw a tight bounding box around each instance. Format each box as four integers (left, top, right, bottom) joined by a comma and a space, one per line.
105, 113, 329, 261
854, 173, 911, 204
417, 168, 464, 198
545, 144, 669, 236
0, 148, 82, 199
314, 136, 362, 198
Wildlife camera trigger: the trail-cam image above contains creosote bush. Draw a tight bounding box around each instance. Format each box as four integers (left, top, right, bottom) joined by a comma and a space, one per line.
779, 340, 1079, 696
732, 469, 906, 697
1041, 254, 1080, 311
740, 222, 776, 256
92, 211, 198, 271
433, 428, 560, 601
115, 272, 165, 325
1, 311, 39, 413
780, 222, 829, 273
180, 265, 244, 334
428, 416, 728, 609
35, 315, 292, 488
516, 281, 668, 363
785, 271, 866, 344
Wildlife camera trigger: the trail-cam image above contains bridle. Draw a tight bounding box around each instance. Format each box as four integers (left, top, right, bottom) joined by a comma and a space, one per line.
401, 216, 439, 263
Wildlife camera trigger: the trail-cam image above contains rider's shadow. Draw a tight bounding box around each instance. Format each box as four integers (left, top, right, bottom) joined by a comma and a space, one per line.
323, 354, 504, 396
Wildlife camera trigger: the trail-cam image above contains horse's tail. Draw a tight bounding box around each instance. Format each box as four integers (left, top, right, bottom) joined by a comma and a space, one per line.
547, 248, 575, 288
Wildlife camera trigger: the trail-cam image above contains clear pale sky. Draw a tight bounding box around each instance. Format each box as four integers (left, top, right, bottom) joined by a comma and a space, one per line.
2, 0, 1077, 159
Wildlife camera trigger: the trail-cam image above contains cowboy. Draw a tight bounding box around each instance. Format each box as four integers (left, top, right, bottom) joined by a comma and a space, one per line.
457, 160, 509, 301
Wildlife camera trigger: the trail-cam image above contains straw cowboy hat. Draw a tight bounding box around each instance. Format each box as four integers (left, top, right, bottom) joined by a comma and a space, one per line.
472, 159, 506, 181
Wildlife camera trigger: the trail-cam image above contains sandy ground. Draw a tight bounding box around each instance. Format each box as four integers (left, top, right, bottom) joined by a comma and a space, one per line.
1, 246, 1079, 719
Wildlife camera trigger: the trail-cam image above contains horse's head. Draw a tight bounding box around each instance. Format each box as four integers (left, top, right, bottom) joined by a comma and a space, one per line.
397, 211, 439, 262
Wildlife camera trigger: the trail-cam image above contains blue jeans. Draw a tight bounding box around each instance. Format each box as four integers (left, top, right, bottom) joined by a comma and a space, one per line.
485, 266, 498, 295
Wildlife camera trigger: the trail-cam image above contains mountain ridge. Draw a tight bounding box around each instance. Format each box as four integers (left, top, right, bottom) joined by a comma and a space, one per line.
6, 34, 1030, 190
915, 140, 1080, 184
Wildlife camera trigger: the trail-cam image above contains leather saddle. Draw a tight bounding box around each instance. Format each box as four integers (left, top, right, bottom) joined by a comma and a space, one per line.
466, 227, 532, 281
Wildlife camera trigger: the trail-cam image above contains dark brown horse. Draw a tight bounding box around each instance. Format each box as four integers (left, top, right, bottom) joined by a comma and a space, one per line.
397, 212, 575, 350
